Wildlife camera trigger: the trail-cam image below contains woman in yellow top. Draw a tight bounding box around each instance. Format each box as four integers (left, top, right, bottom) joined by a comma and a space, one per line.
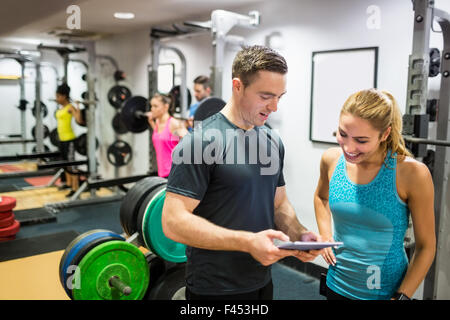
55, 83, 83, 197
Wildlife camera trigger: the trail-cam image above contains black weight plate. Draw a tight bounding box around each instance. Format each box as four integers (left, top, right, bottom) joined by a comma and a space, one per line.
429, 48, 441, 77
423, 149, 435, 175
136, 184, 166, 245
120, 96, 149, 133
108, 85, 132, 109
147, 263, 186, 300
106, 140, 132, 167
32, 144, 50, 153
193, 97, 226, 122
169, 85, 192, 114
119, 176, 168, 237
75, 133, 99, 156
32, 101, 48, 118
143, 252, 167, 299
76, 108, 87, 127
50, 128, 60, 147
31, 125, 50, 139
112, 113, 129, 135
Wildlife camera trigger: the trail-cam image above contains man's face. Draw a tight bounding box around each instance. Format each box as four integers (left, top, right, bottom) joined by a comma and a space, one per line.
234, 70, 287, 128
194, 83, 211, 102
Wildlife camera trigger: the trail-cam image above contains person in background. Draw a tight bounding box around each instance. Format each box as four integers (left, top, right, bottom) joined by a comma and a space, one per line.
187, 75, 212, 128
55, 83, 82, 197
147, 93, 188, 178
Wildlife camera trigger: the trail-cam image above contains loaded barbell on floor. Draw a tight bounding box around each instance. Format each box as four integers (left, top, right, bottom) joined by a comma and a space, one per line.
59, 229, 150, 300
59, 176, 189, 300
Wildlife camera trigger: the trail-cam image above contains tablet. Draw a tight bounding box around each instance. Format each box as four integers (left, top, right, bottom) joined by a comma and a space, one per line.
276, 241, 343, 251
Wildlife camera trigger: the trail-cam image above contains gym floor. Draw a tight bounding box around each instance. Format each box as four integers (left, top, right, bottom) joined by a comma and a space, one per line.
0, 175, 324, 300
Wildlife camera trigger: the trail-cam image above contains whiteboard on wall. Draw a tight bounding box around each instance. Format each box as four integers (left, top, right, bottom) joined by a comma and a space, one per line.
309, 47, 378, 144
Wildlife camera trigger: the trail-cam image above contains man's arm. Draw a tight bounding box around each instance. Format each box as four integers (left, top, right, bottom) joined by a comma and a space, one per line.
274, 186, 308, 240
162, 191, 295, 266
274, 185, 324, 262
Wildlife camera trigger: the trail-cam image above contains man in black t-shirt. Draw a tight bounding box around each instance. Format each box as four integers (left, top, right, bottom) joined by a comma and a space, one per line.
162, 45, 323, 300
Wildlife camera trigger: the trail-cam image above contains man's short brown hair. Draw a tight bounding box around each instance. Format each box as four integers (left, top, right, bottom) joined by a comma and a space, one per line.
232, 45, 288, 87
193, 75, 210, 90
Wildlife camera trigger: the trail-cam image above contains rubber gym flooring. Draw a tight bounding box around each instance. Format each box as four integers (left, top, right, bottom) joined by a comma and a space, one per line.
0, 174, 324, 300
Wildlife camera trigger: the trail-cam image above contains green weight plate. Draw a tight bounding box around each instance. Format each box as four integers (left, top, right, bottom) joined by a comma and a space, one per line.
72, 240, 149, 300
60, 230, 124, 299
59, 229, 110, 285
66, 233, 124, 299
136, 184, 166, 246
142, 189, 187, 263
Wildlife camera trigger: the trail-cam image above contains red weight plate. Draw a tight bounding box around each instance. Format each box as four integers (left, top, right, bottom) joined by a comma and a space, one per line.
0, 214, 15, 228
0, 235, 16, 242
0, 196, 16, 212
0, 220, 20, 237
0, 211, 13, 219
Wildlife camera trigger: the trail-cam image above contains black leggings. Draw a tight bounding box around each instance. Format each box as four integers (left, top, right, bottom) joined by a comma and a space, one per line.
326, 285, 351, 300
186, 281, 273, 300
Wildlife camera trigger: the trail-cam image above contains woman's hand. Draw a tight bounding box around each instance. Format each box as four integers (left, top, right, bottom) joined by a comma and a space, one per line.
321, 236, 337, 266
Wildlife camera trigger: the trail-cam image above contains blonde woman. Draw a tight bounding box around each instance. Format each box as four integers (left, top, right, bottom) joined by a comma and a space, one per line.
314, 89, 436, 300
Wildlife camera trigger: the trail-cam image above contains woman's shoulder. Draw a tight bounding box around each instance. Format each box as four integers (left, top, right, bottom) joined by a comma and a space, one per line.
321, 147, 342, 165
169, 117, 186, 129
397, 155, 432, 182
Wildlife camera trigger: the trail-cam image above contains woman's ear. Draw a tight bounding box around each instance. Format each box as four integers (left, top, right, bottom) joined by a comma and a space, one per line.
381, 126, 392, 142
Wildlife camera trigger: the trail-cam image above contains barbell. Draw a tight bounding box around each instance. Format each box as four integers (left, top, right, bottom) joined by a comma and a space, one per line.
116, 94, 226, 134
59, 229, 149, 300
59, 176, 188, 300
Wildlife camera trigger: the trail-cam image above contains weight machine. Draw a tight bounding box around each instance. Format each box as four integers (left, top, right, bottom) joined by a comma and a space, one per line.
403, 0, 450, 300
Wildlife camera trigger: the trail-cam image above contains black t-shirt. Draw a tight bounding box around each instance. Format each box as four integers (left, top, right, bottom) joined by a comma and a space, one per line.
167, 112, 285, 295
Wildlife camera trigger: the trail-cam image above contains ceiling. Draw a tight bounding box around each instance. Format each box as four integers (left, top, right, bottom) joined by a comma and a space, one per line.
0, 0, 264, 43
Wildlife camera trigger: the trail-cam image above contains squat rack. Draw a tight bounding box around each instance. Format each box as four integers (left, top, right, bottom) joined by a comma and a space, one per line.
404, 0, 450, 300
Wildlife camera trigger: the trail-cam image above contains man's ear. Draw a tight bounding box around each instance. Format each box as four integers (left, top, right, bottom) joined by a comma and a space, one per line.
232, 78, 242, 93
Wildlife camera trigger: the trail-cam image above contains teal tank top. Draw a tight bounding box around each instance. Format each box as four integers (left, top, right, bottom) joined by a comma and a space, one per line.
327, 151, 410, 300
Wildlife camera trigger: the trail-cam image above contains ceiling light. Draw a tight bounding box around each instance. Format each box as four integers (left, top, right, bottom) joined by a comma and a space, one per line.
114, 12, 135, 20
